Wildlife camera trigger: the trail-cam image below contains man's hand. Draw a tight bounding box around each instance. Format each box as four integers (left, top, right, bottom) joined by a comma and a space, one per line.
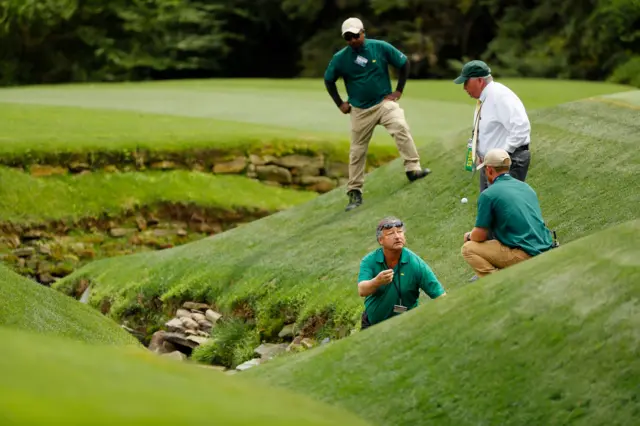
374, 269, 394, 285
384, 91, 402, 102
339, 102, 351, 114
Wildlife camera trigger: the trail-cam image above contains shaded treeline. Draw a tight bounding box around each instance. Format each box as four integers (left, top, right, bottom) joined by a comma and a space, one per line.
1, 0, 639, 86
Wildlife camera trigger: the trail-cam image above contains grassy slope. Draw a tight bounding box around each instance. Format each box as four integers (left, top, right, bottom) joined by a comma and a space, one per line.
0, 79, 631, 155
0, 326, 370, 426
54, 91, 640, 332
248, 219, 640, 426
0, 102, 365, 161
0, 263, 138, 346
0, 168, 316, 224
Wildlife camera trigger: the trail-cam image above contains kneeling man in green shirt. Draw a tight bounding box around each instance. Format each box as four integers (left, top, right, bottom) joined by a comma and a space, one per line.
358, 217, 446, 329
462, 148, 553, 277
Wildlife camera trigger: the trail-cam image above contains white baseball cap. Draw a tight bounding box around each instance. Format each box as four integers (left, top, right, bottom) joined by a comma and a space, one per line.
341, 17, 364, 35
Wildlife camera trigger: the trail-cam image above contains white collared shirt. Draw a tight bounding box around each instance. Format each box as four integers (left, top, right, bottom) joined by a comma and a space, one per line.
473, 81, 530, 157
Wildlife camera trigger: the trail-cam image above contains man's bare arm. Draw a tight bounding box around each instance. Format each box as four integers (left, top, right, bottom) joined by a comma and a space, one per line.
358, 269, 393, 297
465, 227, 489, 243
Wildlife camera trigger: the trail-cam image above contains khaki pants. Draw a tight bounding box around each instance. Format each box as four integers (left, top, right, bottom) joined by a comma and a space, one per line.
348, 100, 422, 192
461, 240, 531, 277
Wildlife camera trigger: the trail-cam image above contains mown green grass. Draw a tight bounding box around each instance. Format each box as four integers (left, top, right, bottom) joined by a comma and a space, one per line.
248, 219, 640, 426
54, 91, 640, 336
0, 326, 370, 426
0, 263, 138, 346
0, 78, 632, 156
0, 167, 316, 224
0, 102, 365, 161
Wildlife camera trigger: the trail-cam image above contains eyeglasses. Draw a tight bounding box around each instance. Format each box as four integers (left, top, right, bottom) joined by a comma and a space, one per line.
378, 221, 403, 231
344, 32, 360, 41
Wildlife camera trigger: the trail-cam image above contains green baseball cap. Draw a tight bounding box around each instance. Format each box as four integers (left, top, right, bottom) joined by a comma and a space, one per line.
453, 60, 491, 84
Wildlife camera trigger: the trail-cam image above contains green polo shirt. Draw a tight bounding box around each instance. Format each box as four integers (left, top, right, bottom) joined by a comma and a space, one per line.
476, 174, 553, 256
358, 247, 445, 325
324, 38, 407, 109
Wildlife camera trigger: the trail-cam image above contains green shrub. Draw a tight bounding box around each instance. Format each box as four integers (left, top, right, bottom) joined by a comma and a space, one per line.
608, 56, 640, 88
191, 318, 260, 368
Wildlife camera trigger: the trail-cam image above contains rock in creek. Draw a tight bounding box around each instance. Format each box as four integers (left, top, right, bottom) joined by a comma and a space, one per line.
186, 335, 210, 346
175, 309, 192, 318
161, 351, 187, 361
278, 324, 295, 339
192, 312, 207, 323
205, 309, 222, 324
197, 319, 213, 331
148, 331, 169, 354
180, 317, 199, 330
165, 318, 185, 332
254, 343, 288, 360
163, 332, 199, 349
183, 301, 210, 311
236, 358, 262, 372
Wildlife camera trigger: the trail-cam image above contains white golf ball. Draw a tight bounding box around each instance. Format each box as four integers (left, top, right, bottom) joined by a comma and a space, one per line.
461, 197, 468, 204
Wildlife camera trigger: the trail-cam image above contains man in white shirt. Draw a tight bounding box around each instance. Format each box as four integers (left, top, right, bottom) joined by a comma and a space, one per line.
454, 60, 531, 192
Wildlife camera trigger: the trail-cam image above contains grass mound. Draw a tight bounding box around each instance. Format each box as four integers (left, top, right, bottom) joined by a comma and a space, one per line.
0, 167, 316, 225
249, 219, 640, 426
54, 90, 640, 342
0, 326, 370, 426
0, 263, 138, 346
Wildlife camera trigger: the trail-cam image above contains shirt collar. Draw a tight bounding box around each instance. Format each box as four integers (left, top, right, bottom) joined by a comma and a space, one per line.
375, 247, 409, 264
479, 81, 494, 103
494, 172, 511, 183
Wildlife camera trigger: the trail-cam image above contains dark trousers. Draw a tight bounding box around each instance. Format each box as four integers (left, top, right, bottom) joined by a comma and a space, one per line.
361, 311, 371, 330
479, 145, 530, 192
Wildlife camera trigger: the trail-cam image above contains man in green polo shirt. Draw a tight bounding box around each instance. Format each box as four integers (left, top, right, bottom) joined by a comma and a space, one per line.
358, 216, 446, 329
461, 148, 553, 278
324, 17, 431, 212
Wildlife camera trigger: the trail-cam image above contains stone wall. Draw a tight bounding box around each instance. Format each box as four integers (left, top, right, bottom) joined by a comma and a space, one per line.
0, 204, 272, 285
19, 152, 359, 194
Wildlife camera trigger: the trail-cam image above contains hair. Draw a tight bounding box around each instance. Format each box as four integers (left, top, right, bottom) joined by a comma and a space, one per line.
483, 75, 493, 83
490, 164, 510, 173
376, 216, 405, 240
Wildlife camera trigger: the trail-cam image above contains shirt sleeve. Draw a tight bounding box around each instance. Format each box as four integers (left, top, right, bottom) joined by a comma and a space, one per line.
324, 56, 340, 82
495, 92, 531, 153
357, 257, 375, 283
381, 41, 408, 69
475, 191, 492, 228
418, 260, 445, 299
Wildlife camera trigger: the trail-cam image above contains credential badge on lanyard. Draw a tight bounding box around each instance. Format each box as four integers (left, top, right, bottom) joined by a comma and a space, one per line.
355, 55, 368, 67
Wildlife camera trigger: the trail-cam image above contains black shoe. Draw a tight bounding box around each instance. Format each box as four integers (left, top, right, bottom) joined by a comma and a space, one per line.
345, 190, 363, 212
406, 168, 431, 182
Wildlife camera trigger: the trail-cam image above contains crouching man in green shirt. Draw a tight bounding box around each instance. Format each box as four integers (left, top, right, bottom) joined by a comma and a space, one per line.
358, 217, 446, 329
462, 148, 553, 277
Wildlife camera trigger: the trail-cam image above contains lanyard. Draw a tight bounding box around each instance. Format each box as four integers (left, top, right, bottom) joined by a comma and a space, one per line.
383, 260, 403, 306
